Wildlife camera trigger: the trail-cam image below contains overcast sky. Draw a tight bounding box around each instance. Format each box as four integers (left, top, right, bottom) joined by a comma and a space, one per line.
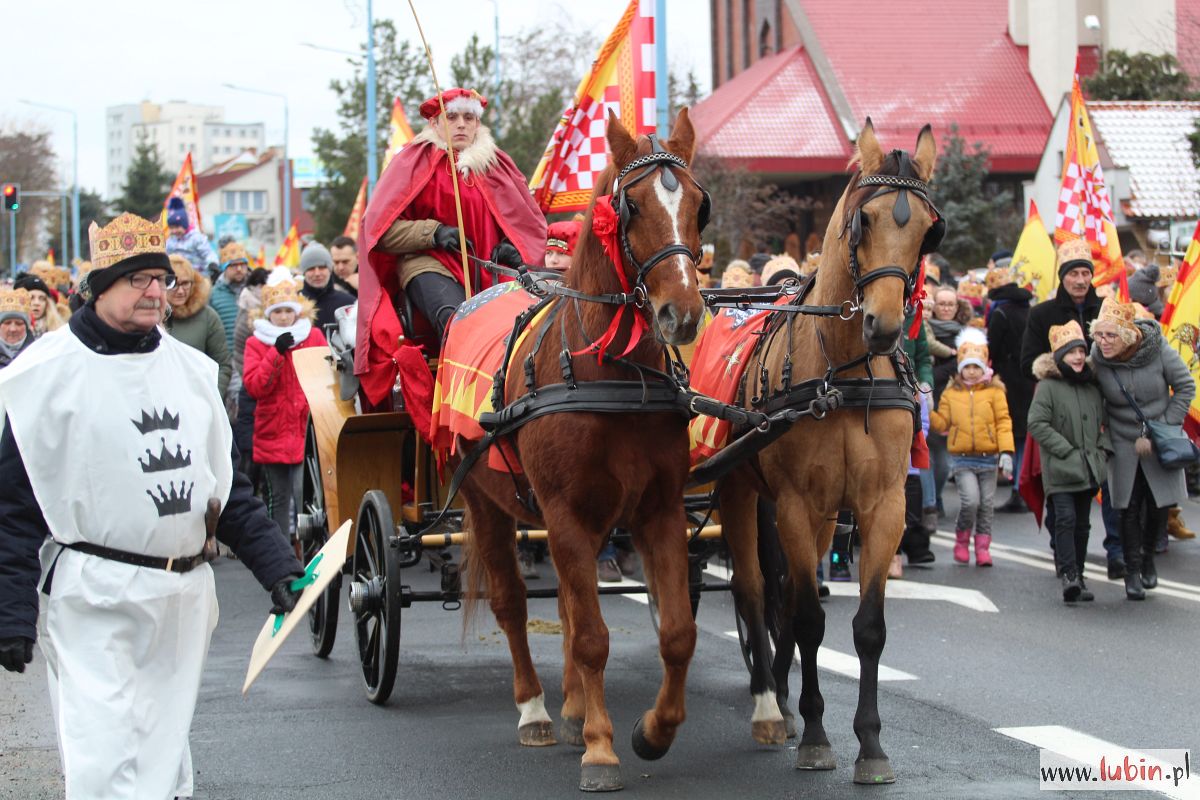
2, 0, 712, 199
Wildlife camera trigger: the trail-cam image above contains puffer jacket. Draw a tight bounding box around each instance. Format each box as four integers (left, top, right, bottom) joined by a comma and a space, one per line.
1027, 353, 1111, 495
930, 374, 1015, 455
165, 228, 218, 272
243, 324, 326, 464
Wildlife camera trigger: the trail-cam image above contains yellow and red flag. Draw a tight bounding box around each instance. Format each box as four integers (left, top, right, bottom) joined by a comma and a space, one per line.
381, 98, 415, 173
529, 0, 658, 212
257, 245, 267, 269
273, 223, 300, 268
1011, 200, 1058, 302
162, 153, 203, 232
343, 177, 368, 240
1054, 71, 1127, 299
46, 248, 55, 267
1161, 220, 1200, 439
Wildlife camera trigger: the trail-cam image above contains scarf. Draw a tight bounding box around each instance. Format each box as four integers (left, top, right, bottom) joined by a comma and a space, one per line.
253, 317, 313, 347
958, 367, 994, 387
69, 303, 161, 355
1059, 362, 1095, 385
928, 316, 962, 343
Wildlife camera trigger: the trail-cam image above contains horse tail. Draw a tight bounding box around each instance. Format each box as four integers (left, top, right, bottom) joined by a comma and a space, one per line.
459, 504, 486, 644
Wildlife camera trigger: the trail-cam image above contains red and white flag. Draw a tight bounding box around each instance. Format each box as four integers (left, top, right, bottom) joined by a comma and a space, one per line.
162, 153, 203, 232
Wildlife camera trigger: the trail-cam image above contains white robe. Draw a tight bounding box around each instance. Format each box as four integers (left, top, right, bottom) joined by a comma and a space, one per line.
0, 327, 233, 799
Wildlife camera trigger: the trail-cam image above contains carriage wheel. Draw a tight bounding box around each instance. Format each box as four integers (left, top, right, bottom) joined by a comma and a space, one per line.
299, 421, 339, 658
350, 490, 401, 705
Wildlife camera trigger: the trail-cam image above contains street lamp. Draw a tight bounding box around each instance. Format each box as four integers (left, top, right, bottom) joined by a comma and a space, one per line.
19, 99, 79, 266
366, 0, 378, 198
223, 83, 291, 238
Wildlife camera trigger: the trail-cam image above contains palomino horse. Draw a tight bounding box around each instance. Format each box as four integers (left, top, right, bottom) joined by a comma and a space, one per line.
454, 109, 707, 792
715, 120, 941, 784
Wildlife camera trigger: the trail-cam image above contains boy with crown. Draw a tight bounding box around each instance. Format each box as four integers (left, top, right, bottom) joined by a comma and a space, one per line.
0, 212, 305, 799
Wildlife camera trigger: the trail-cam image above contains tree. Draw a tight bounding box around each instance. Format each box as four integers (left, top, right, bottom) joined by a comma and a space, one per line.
309, 19, 432, 242
114, 136, 172, 220
0, 124, 58, 267
669, 69, 703, 119
1191, 119, 1200, 169
1083, 50, 1198, 101
929, 125, 1021, 270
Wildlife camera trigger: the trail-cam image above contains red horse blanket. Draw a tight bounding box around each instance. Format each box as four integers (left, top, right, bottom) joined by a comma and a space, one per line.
429, 282, 547, 471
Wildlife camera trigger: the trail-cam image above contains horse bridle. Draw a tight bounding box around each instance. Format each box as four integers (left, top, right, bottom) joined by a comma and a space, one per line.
839, 150, 945, 309
612, 135, 711, 300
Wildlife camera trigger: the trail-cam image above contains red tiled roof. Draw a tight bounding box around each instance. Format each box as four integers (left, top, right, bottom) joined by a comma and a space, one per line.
800, 0, 1051, 173
691, 46, 852, 172
1088, 101, 1200, 218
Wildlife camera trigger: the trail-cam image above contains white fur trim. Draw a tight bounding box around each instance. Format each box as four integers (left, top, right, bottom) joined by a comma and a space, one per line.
443, 96, 484, 118
413, 124, 499, 178
955, 327, 988, 348
957, 357, 986, 373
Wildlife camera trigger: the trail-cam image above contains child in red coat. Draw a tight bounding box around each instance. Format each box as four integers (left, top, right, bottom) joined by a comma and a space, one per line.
243, 269, 327, 537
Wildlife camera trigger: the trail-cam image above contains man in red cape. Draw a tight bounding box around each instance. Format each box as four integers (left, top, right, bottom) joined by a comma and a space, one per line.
355, 88, 547, 414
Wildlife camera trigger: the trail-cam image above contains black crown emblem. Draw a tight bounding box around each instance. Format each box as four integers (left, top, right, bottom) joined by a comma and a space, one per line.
146, 481, 194, 517
132, 407, 180, 435
138, 438, 192, 473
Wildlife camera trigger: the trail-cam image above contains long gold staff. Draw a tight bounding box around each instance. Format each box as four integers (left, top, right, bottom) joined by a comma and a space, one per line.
406, 0, 473, 298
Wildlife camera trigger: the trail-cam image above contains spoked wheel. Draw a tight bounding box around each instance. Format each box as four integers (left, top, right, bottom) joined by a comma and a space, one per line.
298, 421, 339, 658
735, 500, 792, 675
350, 490, 401, 705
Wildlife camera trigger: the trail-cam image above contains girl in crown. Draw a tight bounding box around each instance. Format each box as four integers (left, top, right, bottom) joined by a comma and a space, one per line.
930, 328, 1015, 566
243, 269, 327, 537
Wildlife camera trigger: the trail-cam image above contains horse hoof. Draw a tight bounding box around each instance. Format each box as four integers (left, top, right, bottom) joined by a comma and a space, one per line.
795, 743, 837, 770
560, 717, 585, 747
518, 719, 557, 747
631, 716, 671, 761
579, 763, 623, 792
752, 719, 788, 745
853, 757, 895, 784
784, 714, 797, 739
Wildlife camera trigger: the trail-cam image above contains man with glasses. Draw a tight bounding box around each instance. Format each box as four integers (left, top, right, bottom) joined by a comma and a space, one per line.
0, 212, 304, 799
209, 240, 252, 354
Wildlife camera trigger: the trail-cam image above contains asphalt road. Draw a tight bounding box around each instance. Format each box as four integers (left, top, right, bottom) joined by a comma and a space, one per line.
3, 490, 1198, 800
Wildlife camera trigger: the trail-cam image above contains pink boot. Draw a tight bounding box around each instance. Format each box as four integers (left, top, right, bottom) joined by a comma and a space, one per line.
954, 530, 970, 564
975, 534, 993, 567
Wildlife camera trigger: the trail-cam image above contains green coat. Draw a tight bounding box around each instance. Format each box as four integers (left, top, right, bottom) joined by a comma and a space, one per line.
902, 309, 934, 388
166, 298, 232, 398
1026, 353, 1111, 496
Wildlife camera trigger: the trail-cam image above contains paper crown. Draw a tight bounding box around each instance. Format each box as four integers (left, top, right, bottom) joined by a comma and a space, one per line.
88, 213, 167, 272
956, 340, 989, 364
1056, 238, 1093, 270
1133, 302, 1156, 320
924, 261, 941, 283
261, 268, 302, 313
1156, 265, 1178, 288
1049, 320, 1085, 354
220, 241, 249, 265
1096, 295, 1137, 330
0, 287, 32, 317
985, 266, 1014, 290
957, 279, 984, 299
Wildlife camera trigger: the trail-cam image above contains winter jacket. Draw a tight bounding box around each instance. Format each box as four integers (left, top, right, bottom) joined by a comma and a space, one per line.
165, 228, 218, 273
928, 298, 973, 403
902, 308, 934, 388
986, 283, 1034, 439
1019, 282, 1103, 380
930, 374, 1015, 456
165, 274, 232, 397
0, 331, 35, 368
1126, 264, 1164, 317
301, 280, 356, 333
243, 326, 326, 464
1027, 354, 1111, 495
209, 274, 246, 353
1090, 318, 1195, 509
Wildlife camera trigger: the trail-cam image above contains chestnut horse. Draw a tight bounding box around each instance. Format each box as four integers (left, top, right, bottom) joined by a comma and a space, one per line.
453, 109, 707, 792
713, 121, 940, 784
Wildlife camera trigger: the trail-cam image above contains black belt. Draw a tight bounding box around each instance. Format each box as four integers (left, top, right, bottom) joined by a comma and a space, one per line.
62, 541, 213, 573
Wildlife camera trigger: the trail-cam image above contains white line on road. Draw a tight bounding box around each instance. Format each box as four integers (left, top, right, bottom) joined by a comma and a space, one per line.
721, 631, 918, 682
703, 563, 998, 612
995, 725, 1199, 800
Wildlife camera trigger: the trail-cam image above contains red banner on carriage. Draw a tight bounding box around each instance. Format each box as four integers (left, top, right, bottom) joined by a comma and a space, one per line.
528, 0, 658, 213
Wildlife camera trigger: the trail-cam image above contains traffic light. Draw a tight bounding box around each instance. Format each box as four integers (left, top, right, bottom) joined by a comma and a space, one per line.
1, 183, 18, 212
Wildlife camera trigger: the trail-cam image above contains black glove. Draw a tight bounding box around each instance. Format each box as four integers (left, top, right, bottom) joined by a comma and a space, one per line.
269, 575, 304, 616
433, 224, 472, 254
273, 332, 295, 355
490, 241, 524, 270
0, 637, 34, 674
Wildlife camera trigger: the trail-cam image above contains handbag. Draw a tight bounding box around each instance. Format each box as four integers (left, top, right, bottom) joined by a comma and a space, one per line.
1115, 380, 1200, 469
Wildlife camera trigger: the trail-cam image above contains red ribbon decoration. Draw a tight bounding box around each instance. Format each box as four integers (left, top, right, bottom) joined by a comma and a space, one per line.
574, 195, 649, 363
906, 253, 928, 340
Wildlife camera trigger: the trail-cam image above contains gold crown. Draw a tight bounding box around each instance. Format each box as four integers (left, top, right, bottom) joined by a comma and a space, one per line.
956, 340, 989, 362
220, 241, 249, 265
985, 266, 1014, 290
1156, 266, 1178, 288
1056, 237, 1093, 269
1049, 320, 1085, 353
29, 262, 56, 286
88, 213, 166, 272
53, 267, 72, 288
957, 279, 984, 298
1133, 303, 1156, 320
924, 261, 941, 283
261, 277, 302, 310
1096, 295, 1137, 330
0, 288, 32, 316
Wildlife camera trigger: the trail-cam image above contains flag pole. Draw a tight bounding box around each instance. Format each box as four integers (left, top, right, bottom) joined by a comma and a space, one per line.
405, 0, 473, 298
655, 0, 668, 138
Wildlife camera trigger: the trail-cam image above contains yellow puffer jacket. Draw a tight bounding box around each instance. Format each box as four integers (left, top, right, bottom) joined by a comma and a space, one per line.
929, 375, 1015, 455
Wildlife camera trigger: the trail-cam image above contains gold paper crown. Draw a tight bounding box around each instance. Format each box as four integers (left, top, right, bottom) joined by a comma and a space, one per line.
0, 288, 32, 316
956, 341, 989, 363
88, 213, 166, 272
220, 241, 249, 265
1156, 265, 1178, 288
1133, 303, 1156, 320
1096, 295, 1137, 330
1049, 320, 1085, 353
1056, 238, 1093, 269
52, 267, 71, 288
957, 279, 984, 299
985, 266, 1014, 290
29, 262, 56, 287
261, 277, 302, 310
925, 262, 941, 283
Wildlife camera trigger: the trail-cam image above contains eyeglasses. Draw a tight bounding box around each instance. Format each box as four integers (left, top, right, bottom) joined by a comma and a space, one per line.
127, 273, 177, 290
171, 280, 195, 291
1093, 331, 1120, 342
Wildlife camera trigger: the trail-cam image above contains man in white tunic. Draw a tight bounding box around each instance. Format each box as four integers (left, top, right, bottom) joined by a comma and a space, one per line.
0, 212, 306, 799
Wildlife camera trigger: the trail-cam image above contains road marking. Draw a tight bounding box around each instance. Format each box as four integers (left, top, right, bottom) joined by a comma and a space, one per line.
608, 576, 649, 604
995, 725, 1198, 800
703, 563, 999, 612
721, 631, 918, 682
930, 532, 1200, 604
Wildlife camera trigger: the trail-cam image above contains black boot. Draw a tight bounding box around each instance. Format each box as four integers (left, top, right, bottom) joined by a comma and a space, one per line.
1120, 519, 1144, 600
1077, 570, 1094, 602
1107, 558, 1126, 580
1124, 573, 1146, 600
1141, 549, 1158, 590
1061, 571, 1082, 602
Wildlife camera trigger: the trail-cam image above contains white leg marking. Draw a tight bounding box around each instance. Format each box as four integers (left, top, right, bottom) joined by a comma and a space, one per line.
752, 690, 784, 723
652, 173, 690, 290
517, 694, 552, 728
